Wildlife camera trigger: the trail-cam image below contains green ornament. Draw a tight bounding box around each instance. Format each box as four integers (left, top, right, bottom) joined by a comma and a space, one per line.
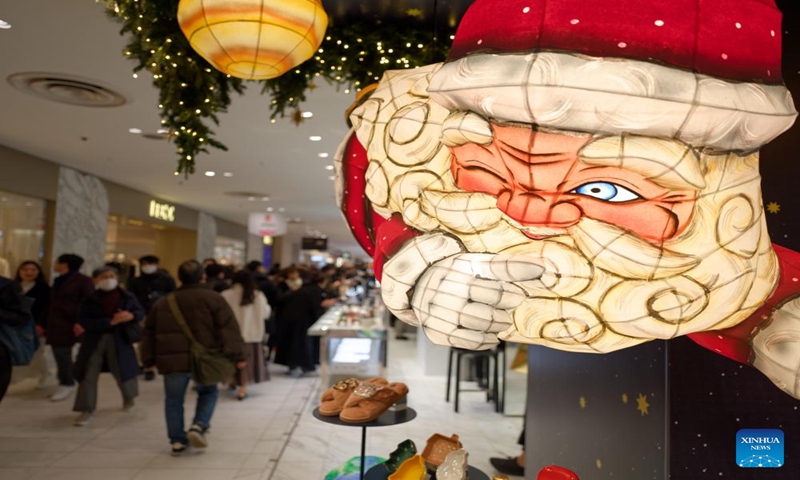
384, 439, 417, 474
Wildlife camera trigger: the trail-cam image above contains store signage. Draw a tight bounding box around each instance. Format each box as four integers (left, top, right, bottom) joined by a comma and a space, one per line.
249, 213, 287, 237
149, 200, 176, 222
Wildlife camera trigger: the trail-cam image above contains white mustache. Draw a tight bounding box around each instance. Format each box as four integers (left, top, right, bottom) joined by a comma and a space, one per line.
572, 218, 700, 280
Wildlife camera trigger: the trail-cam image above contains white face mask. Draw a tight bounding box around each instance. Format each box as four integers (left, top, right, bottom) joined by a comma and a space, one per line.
98, 278, 119, 291
287, 278, 303, 289
141, 265, 158, 275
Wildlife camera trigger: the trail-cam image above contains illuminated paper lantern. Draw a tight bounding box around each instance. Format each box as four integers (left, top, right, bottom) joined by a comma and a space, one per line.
177, 0, 328, 80
335, 0, 800, 398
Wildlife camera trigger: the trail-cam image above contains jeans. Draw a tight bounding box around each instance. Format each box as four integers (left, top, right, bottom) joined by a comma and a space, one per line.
163, 373, 218, 445
51, 345, 75, 386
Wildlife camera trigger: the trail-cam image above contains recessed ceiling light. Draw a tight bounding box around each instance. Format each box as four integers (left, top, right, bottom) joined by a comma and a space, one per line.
204, 171, 216, 177
301, 111, 313, 118
266, 207, 274, 212
325, 165, 334, 171
262, 196, 270, 202
223, 172, 234, 177
318, 153, 329, 158
309, 135, 322, 141
247, 196, 256, 201
157, 128, 170, 134
128, 127, 142, 134
329, 176, 336, 180
0, 20, 11, 30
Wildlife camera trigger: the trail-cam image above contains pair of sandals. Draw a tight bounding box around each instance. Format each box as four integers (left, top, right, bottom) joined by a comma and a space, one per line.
320, 377, 409, 423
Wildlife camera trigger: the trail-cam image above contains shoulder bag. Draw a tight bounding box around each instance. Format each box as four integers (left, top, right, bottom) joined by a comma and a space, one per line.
166, 294, 235, 385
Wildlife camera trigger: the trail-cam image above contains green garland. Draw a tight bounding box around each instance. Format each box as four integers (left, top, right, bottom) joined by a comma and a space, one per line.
103, 1, 453, 175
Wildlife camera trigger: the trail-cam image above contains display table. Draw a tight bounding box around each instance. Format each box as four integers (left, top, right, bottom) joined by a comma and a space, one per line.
308, 303, 388, 388
313, 406, 417, 480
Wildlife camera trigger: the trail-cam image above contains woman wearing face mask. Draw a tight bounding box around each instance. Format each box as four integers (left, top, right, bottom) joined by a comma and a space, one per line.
72, 266, 145, 426
273, 268, 326, 377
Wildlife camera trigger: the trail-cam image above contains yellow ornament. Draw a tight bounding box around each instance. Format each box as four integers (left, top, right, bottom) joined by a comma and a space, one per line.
388, 455, 426, 480
177, 0, 328, 80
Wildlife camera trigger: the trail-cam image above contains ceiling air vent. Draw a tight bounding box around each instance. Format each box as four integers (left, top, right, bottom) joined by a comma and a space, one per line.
7, 72, 127, 107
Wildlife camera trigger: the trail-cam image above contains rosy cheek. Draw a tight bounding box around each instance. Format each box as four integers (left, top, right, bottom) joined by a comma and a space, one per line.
580, 201, 694, 242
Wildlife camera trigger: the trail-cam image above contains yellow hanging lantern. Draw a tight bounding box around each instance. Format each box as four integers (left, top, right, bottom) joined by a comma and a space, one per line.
177, 0, 328, 80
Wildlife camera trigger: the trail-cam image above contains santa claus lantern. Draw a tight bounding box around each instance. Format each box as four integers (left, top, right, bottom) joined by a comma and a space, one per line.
177, 0, 328, 80
335, 0, 800, 399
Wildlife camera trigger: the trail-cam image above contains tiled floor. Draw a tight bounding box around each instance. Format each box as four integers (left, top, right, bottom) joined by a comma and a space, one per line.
0, 335, 524, 480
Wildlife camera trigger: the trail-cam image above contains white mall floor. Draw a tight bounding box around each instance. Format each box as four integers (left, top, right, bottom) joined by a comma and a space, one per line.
0, 335, 525, 480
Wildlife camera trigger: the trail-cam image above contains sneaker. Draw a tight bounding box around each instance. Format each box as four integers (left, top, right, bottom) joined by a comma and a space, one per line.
143, 370, 156, 381
73, 412, 93, 427
50, 385, 75, 402
122, 399, 135, 411
171, 443, 189, 456
288, 367, 303, 378
187, 424, 208, 448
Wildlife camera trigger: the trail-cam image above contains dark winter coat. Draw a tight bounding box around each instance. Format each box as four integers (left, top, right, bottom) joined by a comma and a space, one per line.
273, 283, 324, 370
45, 272, 95, 347
140, 284, 246, 374
73, 289, 145, 383
22, 282, 50, 327
128, 270, 177, 312
0, 278, 32, 327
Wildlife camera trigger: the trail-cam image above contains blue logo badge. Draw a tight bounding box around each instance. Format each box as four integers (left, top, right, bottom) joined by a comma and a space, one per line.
736, 429, 784, 468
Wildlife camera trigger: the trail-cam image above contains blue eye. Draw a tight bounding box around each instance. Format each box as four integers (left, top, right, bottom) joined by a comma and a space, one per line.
572, 182, 640, 202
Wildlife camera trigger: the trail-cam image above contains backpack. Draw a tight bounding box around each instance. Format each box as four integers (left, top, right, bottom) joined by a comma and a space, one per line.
0, 278, 38, 366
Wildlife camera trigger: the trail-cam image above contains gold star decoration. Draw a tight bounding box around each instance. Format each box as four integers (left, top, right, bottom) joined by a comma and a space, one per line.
636, 394, 650, 416
767, 202, 781, 214
406, 8, 423, 17
622, 393, 629, 404
579, 396, 587, 409
596, 459, 603, 469
291, 109, 304, 127
307, 82, 317, 91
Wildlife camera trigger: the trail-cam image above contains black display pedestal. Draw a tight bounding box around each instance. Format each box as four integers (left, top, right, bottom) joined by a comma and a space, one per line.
364, 463, 491, 480
312, 406, 417, 480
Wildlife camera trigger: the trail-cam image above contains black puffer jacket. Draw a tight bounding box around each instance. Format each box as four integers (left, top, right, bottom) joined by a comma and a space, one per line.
140, 284, 246, 374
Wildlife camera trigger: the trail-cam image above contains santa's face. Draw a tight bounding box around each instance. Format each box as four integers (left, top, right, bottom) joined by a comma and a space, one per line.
753, 297, 800, 398
450, 125, 697, 243
348, 65, 780, 353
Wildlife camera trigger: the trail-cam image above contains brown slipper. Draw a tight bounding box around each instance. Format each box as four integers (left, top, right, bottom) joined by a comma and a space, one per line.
319, 377, 387, 416
339, 381, 409, 423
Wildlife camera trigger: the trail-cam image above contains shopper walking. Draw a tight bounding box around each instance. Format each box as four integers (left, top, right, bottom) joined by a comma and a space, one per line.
46, 254, 95, 402
274, 270, 330, 377
15, 261, 52, 388
0, 277, 33, 404
72, 267, 144, 426
141, 260, 246, 455
221, 270, 271, 400
128, 255, 176, 312
128, 255, 176, 381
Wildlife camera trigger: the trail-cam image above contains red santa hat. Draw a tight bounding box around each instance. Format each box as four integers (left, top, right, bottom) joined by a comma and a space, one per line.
428, 0, 797, 152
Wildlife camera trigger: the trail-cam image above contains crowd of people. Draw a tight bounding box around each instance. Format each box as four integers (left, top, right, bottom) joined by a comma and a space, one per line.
0, 253, 361, 455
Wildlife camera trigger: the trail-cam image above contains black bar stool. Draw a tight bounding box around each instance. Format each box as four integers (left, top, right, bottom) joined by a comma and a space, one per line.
445, 345, 505, 413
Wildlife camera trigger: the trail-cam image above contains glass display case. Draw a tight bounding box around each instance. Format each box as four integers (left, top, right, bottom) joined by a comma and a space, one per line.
308, 297, 388, 388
